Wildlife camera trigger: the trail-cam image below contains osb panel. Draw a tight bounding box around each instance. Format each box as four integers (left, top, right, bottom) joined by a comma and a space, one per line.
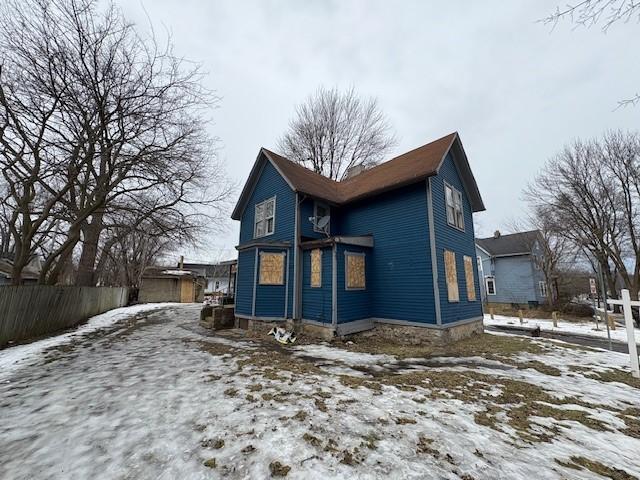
444, 250, 459, 302
464, 255, 476, 301
259, 252, 284, 285
346, 254, 365, 289
311, 249, 322, 287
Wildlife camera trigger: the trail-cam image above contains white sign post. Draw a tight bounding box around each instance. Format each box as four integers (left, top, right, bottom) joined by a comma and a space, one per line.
607, 289, 640, 379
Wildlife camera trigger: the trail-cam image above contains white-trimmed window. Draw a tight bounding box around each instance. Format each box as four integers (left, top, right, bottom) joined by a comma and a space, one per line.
313, 202, 330, 234
485, 276, 496, 296
345, 252, 366, 290
254, 197, 275, 238
445, 183, 464, 230
539, 281, 547, 297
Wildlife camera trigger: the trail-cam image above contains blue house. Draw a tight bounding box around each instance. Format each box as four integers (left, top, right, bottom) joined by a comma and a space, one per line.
231, 132, 486, 342
475, 230, 548, 307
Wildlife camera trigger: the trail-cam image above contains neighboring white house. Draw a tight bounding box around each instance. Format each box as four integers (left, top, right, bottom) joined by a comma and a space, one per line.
182, 260, 237, 295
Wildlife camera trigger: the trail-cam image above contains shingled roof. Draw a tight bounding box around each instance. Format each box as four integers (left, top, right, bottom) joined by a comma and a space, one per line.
232, 132, 485, 220
476, 230, 541, 257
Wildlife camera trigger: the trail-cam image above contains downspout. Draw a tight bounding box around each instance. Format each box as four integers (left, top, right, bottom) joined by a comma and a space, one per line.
252, 249, 258, 317
332, 243, 338, 330
293, 193, 303, 319
426, 178, 442, 325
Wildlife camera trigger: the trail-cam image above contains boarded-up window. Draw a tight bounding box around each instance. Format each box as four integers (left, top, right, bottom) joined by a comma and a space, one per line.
259, 252, 285, 285
311, 249, 322, 287
463, 255, 476, 301
444, 250, 459, 302
345, 252, 365, 290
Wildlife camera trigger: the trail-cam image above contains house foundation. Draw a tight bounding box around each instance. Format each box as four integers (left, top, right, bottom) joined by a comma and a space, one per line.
235, 315, 483, 345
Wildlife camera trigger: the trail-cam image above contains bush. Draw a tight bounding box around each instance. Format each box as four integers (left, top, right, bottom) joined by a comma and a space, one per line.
561, 301, 594, 318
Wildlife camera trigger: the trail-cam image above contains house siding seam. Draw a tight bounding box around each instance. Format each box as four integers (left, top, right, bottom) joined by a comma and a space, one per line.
337, 183, 435, 323
432, 153, 483, 323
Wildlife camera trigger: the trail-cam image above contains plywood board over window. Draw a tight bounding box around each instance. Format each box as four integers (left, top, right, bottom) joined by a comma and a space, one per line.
444, 250, 459, 302
345, 252, 365, 290
463, 255, 476, 301
311, 249, 322, 287
259, 252, 285, 285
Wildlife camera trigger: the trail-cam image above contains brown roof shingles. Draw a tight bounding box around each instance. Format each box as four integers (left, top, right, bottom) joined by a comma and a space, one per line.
263, 132, 457, 205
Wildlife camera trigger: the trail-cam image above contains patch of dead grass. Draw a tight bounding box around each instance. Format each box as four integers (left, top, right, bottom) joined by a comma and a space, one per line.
555, 456, 637, 480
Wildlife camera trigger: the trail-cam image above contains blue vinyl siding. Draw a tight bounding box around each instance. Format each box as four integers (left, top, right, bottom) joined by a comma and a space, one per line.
239, 160, 296, 245
337, 183, 434, 323
492, 255, 538, 304
236, 157, 296, 319
432, 153, 483, 323
337, 245, 371, 323
254, 248, 289, 318
301, 247, 333, 323
235, 249, 256, 315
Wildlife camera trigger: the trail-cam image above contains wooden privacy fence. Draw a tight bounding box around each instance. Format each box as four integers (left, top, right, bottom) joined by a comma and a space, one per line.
0, 286, 129, 347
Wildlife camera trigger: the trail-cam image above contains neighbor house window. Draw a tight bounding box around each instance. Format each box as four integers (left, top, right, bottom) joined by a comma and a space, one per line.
311, 249, 322, 287
445, 183, 464, 230
313, 202, 330, 234
259, 252, 285, 285
444, 250, 459, 302
345, 252, 366, 290
463, 255, 476, 302
254, 197, 275, 238
485, 276, 496, 296
539, 281, 547, 297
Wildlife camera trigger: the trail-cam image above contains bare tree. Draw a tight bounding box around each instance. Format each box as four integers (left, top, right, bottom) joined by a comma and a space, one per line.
541, 1, 640, 106
0, 0, 232, 285
525, 130, 640, 300
278, 86, 396, 180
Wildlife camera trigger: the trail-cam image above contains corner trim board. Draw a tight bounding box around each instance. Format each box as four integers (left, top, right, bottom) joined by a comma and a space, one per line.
426, 177, 442, 325
251, 249, 258, 316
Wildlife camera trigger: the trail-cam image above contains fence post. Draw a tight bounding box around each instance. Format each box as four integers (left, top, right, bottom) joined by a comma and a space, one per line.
490, 308, 494, 320
518, 310, 523, 325
621, 289, 640, 379
552, 311, 558, 328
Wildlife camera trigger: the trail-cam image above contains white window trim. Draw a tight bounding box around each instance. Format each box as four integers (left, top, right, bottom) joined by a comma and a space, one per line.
254, 196, 276, 239
444, 182, 465, 232
485, 276, 496, 296
344, 251, 366, 291
539, 281, 547, 297
313, 201, 330, 234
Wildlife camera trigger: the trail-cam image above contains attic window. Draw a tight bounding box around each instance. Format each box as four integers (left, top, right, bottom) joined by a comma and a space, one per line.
445, 183, 464, 231
254, 197, 275, 238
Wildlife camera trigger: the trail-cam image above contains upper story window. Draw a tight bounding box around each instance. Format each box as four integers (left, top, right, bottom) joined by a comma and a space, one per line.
445, 183, 464, 231
313, 201, 330, 234
254, 197, 275, 238
485, 276, 496, 295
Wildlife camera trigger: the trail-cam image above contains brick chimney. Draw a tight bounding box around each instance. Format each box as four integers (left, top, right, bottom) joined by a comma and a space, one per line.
493, 230, 501, 239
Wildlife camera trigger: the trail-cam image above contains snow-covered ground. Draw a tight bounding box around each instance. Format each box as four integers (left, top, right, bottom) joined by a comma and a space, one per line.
484, 313, 640, 344
0, 302, 178, 380
1, 305, 639, 479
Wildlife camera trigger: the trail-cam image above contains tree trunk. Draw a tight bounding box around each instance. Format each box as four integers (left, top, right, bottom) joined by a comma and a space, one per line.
76, 212, 104, 286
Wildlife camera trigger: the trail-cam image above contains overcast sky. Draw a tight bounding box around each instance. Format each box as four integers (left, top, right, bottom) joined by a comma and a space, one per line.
120, 0, 639, 263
